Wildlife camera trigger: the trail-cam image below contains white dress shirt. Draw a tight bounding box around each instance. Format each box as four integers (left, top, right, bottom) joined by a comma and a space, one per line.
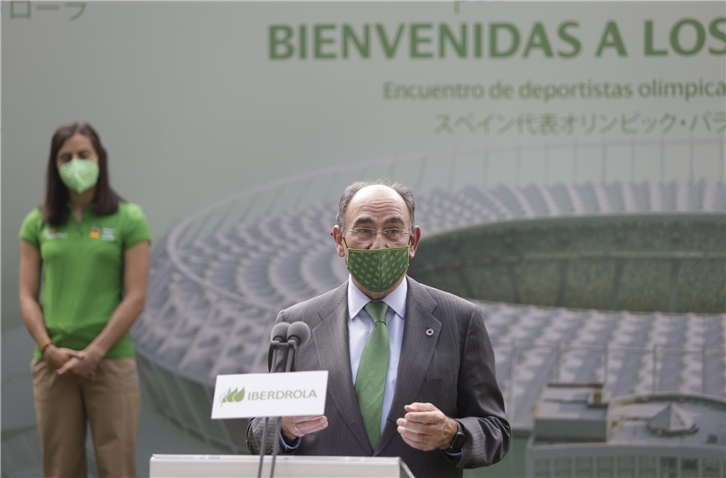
279, 276, 461, 457
347, 276, 407, 433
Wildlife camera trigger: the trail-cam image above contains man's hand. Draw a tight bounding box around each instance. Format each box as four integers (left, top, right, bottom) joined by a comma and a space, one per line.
396, 402, 458, 451
280, 415, 328, 443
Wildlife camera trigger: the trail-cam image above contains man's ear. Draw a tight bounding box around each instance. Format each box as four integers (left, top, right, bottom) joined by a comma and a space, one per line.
408, 226, 422, 259
332, 225, 346, 258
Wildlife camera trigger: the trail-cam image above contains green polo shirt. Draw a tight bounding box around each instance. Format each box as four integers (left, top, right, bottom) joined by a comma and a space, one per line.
19, 201, 151, 358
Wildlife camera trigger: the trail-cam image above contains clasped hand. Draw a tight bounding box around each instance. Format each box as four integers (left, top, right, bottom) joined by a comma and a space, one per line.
45, 346, 101, 382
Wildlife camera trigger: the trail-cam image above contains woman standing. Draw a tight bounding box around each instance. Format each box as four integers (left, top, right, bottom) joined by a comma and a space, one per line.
19, 121, 150, 477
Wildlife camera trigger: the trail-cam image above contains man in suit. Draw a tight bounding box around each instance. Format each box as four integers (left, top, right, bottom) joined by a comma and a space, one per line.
246, 180, 510, 478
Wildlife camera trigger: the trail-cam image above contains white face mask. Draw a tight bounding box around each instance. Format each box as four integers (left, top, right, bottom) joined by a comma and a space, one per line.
59, 159, 99, 193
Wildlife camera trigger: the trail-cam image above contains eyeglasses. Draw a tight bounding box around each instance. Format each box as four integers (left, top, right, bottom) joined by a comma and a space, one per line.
345, 227, 411, 243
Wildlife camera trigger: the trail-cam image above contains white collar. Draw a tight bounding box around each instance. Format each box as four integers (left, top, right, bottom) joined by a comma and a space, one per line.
347, 275, 408, 321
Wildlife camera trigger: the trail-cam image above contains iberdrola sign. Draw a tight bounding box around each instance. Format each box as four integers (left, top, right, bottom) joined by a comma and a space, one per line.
219, 386, 319, 406
212, 371, 328, 419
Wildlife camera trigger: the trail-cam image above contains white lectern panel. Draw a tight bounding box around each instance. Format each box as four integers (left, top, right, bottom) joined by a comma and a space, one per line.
150, 454, 415, 478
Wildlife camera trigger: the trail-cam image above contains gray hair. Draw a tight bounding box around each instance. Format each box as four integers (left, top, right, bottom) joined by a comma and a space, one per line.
336, 179, 416, 231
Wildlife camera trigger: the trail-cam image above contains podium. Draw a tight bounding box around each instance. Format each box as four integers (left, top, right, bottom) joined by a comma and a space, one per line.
150, 454, 415, 478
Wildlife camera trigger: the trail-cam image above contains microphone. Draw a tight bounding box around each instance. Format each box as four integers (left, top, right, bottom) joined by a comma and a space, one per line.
268, 322, 290, 373
259, 321, 293, 478
270, 322, 290, 344
281, 321, 310, 376
286, 321, 311, 347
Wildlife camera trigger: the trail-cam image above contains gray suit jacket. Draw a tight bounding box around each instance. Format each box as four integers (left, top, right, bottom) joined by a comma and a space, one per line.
246, 277, 510, 478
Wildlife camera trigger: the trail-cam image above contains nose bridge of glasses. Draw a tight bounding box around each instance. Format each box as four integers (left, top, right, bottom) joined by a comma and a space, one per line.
371, 231, 391, 246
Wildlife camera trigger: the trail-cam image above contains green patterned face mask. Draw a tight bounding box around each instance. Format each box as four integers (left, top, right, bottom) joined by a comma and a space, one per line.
346, 245, 410, 293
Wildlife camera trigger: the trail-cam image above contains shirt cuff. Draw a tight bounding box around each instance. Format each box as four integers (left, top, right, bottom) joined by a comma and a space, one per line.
279, 434, 301, 452
441, 420, 465, 460
441, 450, 464, 463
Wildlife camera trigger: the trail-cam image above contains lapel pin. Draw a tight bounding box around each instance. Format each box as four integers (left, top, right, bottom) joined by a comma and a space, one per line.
426, 328, 434, 336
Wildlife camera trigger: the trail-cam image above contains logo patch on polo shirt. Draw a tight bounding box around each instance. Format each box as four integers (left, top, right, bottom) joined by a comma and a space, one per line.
90, 227, 101, 239
45, 228, 68, 239
101, 227, 116, 241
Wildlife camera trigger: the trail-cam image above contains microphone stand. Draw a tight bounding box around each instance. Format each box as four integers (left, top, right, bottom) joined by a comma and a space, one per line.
268, 340, 298, 478
256, 417, 270, 478
257, 342, 284, 478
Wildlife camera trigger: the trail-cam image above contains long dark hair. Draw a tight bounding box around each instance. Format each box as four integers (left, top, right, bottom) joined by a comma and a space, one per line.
42, 121, 120, 226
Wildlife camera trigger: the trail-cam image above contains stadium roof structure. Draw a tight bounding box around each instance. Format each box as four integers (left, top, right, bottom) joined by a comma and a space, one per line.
132, 160, 725, 451
526, 384, 725, 478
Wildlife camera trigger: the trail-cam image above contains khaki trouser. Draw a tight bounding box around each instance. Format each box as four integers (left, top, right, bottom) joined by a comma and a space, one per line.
31, 356, 140, 478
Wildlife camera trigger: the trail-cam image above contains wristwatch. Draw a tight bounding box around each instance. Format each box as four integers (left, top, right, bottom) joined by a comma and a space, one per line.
445, 420, 466, 453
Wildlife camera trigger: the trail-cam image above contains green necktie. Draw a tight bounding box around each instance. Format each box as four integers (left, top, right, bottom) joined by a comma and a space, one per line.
355, 301, 390, 450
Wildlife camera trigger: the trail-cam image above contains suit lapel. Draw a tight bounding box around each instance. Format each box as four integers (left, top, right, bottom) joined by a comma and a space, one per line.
313, 282, 373, 453
377, 277, 442, 452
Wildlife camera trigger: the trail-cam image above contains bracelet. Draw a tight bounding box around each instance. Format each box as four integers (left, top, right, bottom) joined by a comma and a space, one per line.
39, 339, 55, 354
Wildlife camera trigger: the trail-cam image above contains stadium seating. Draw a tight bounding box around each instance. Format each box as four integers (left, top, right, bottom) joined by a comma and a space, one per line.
132, 179, 725, 452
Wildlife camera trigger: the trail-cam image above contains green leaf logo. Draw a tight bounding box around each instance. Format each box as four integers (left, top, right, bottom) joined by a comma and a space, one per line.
220, 387, 232, 406
220, 386, 245, 406
233, 388, 246, 402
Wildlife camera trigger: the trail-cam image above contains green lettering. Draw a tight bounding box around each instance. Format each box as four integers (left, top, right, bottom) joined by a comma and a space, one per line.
665, 82, 683, 97
596, 21, 627, 57
671, 19, 705, 56
490, 23, 520, 58
685, 82, 698, 100
384, 81, 395, 99
645, 20, 667, 56
343, 24, 370, 58
314, 24, 336, 59
439, 23, 467, 58
376, 23, 405, 59
299, 25, 307, 59
410, 23, 433, 58
709, 18, 726, 54
557, 21, 580, 58
671, 18, 706, 56
269, 25, 294, 60
523, 23, 553, 58
474, 23, 483, 58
